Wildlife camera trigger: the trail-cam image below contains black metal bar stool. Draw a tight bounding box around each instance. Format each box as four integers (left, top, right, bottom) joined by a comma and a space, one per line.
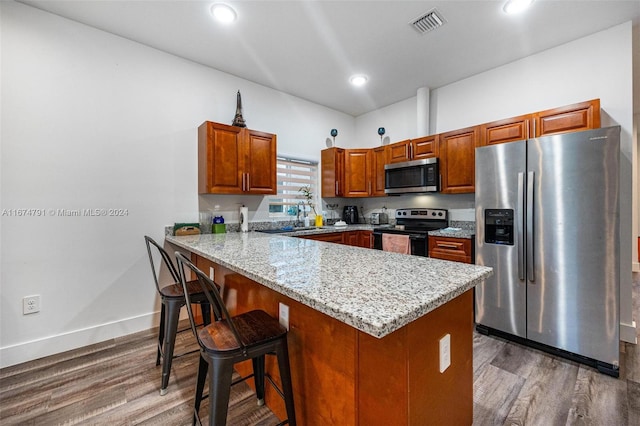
144, 236, 217, 396
175, 252, 296, 426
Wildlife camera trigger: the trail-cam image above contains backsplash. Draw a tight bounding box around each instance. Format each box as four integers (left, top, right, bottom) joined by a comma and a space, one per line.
194, 193, 476, 232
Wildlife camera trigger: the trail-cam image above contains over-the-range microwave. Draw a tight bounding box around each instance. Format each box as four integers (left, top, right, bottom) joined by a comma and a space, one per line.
384, 158, 439, 194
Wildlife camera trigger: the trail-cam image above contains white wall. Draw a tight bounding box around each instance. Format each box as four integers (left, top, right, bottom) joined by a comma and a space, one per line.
0, 1, 354, 367
355, 96, 417, 148
355, 22, 636, 342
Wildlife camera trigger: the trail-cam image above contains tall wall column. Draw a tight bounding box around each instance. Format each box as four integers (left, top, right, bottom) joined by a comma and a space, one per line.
417, 86, 430, 137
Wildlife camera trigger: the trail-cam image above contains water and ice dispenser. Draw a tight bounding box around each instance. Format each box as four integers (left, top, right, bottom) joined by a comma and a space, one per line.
484, 209, 514, 245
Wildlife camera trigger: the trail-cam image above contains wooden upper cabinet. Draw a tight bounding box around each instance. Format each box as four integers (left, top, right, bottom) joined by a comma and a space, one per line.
344, 149, 371, 197
479, 99, 601, 147
439, 126, 479, 194
533, 99, 600, 137
411, 135, 439, 159
388, 140, 412, 164
243, 129, 277, 194
321, 147, 345, 197
198, 121, 242, 194
480, 115, 531, 147
198, 122, 276, 195
370, 146, 388, 197
323, 147, 386, 198
388, 136, 438, 164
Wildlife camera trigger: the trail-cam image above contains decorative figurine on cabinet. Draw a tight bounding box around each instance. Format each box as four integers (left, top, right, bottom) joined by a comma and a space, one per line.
232, 90, 246, 128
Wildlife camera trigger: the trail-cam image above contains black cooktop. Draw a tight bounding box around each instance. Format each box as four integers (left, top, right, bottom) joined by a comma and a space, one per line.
373, 208, 448, 234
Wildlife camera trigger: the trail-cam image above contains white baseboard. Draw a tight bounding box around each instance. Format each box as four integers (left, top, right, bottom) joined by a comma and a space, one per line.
621, 320, 638, 344
0, 311, 165, 369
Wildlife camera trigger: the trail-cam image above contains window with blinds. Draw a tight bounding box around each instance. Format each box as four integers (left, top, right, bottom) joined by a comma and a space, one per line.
269, 156, 319, 217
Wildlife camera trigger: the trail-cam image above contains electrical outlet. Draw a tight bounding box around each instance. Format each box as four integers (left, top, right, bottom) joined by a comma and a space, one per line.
23, 295, 40, 314
439, 333, 451, 373
278, 302, 289, 330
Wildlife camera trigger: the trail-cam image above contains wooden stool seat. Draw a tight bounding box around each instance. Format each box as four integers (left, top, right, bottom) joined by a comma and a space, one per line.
159, 280, 204, 298
175, 252, 296, 426
198, 309, 287, 352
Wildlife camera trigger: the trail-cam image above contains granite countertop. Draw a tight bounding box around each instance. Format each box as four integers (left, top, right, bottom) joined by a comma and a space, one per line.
428, 228, 476, 239
270, 223, 381, 236
166, 232, 491, 338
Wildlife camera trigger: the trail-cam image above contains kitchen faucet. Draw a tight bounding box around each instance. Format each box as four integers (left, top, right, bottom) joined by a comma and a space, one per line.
296, 202, 303, 227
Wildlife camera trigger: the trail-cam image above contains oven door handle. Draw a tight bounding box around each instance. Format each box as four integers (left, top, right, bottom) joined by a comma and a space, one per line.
408, 234, 426, 240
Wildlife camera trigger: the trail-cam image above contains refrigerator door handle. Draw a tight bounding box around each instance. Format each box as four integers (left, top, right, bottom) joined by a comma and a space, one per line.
526, 171, 535, 282
517, 172, 525, 280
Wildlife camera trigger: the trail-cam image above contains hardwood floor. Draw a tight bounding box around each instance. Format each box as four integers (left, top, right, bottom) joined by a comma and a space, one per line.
1, 273, 638, 425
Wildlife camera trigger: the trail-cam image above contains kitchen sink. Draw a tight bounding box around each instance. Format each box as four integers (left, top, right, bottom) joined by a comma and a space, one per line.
256, 229, 294, 234
257, 226, 325, 234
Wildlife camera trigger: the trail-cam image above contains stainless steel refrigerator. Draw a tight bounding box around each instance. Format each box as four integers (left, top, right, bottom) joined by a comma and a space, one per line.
475, 126, 620, 377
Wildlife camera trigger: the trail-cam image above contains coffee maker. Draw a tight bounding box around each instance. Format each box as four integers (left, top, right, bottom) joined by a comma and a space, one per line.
343, 206, 359, 224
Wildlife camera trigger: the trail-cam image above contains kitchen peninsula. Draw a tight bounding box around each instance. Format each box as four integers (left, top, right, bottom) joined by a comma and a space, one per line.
166, 231, 492, 425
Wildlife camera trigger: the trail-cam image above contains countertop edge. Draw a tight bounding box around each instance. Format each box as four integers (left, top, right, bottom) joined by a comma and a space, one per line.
166, 234, 492, 338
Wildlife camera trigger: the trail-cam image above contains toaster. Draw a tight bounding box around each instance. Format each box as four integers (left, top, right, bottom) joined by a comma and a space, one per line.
370, 212, 389, 225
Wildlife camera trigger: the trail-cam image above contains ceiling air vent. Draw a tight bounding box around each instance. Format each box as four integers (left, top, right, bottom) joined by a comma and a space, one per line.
410, 8, 446, 35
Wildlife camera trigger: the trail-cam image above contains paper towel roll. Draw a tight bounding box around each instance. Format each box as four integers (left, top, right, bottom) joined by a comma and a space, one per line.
240, 206, 249, 232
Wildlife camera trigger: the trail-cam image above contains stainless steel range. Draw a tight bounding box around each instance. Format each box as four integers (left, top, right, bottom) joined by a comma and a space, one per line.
372, 208, 448, 256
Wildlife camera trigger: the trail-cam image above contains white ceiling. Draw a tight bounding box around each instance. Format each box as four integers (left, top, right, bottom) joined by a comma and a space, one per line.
18, 0, 640, 117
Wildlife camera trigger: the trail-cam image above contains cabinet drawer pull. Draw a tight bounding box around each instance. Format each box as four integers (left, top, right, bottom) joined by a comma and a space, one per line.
437, 243, 460, 249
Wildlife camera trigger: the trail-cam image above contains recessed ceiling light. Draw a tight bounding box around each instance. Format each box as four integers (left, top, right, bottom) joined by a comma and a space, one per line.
503, 0, 533, 14
210, 3, 237, 24
349, 75, 368, 87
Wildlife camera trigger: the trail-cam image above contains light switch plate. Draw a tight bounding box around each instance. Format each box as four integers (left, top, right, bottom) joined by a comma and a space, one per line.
439, 333, 451, 373
278, 303, 289, 330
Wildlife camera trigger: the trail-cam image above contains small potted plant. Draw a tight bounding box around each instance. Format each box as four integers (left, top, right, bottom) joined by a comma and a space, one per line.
299, 185, 322, 226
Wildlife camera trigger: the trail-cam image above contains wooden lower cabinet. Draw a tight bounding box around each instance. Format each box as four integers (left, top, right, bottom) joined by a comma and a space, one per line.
299, 230, 372, 248
343, 231, 359, 246
298, 232, 343, 244
358, 231, 373, 249
428, 236, 474, 264
195, 257, 475, 425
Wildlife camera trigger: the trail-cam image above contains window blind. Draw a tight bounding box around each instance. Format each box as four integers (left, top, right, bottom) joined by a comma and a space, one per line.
269, 156, 318, 216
